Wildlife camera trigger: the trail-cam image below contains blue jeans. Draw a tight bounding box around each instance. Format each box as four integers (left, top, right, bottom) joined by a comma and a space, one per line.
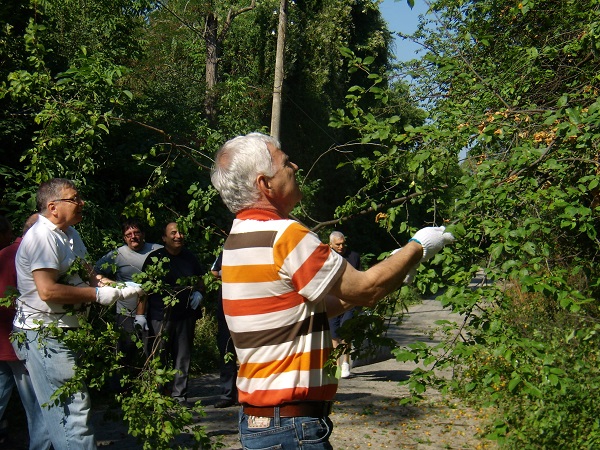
0, 361, 16, 415
12, 327, 96, 450
239, 408, 334, 449
0, 360, 51, 450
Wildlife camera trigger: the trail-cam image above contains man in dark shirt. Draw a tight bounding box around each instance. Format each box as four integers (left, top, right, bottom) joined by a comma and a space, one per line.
210, 252, 238, 408
328, 231, 361, 378
142, 222, 204, 404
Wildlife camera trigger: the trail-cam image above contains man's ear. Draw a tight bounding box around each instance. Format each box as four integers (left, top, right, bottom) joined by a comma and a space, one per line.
256, 174, 273, 196
47, 201, 58, 216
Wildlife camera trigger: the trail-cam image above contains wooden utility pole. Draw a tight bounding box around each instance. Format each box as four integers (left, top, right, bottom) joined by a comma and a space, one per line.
270, 0, 287, 140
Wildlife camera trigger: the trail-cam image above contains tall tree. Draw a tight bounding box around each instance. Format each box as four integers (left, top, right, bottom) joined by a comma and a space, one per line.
153, 0, 257, 126
270, 0, 287, 139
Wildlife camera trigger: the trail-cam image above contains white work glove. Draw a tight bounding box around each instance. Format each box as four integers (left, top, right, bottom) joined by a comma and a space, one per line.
410, 226, 455, 262
134, 314, 149, 331
123, 281, 145, 303
189, 291, 203, 310
95, 285, 144, 306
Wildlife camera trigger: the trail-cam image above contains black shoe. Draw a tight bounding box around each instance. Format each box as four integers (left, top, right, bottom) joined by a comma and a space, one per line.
214, 398, 237, 408
175, 397, 195, 408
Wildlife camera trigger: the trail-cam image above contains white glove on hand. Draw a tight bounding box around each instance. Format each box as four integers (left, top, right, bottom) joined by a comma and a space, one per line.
134, 314, 149, 331
96, 286, 122, 306
189, 291, 203, 310
95, 285, 144, 306
410, 226, 455, 262
120, 285, 145, 304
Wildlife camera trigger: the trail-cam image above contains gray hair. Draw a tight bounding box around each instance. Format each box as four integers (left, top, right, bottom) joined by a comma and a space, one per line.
37, 178, 76, 213
329, 231, 345, 243
211, 132, 281, 214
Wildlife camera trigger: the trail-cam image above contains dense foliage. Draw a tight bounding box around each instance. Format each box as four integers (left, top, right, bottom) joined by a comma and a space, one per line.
341, 0, 599, 448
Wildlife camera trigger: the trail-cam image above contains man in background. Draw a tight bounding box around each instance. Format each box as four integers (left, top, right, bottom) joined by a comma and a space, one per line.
142, 222, 204, 405
328, 231, 361, 378
95, 218, 162, 381
210, 251, 238, 408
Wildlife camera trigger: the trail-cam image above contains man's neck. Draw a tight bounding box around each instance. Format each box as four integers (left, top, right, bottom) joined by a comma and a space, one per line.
250, 198, 289, 218
165, 247, 183, 256
42, 212, 70, 232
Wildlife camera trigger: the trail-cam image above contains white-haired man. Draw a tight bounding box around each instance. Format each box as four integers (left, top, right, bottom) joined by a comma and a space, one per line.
211, 132, 454, 449
328, 230, 361, 378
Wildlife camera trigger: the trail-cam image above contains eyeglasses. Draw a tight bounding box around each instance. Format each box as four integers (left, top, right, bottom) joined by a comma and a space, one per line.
52, 196, 84, 205
124, 231, 143, 238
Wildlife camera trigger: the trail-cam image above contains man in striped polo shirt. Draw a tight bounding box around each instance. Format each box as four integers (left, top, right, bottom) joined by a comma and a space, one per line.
210, 132, 454, 449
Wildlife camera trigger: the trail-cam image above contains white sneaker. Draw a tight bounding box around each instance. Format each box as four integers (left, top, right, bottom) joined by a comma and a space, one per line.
341, 362, 351, 378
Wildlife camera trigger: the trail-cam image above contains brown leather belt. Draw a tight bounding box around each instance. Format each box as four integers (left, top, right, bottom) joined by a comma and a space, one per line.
243, 401, 332, 418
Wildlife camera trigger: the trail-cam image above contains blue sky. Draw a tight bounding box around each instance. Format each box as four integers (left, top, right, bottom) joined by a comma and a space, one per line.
379, 0, 430, 61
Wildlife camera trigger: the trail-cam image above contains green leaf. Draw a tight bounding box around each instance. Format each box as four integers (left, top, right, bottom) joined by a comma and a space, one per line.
363, 56, 375, 65
508, 376, 521, 392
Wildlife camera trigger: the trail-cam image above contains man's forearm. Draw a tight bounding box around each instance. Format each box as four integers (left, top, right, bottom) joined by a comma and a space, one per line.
328, 240, 423, 307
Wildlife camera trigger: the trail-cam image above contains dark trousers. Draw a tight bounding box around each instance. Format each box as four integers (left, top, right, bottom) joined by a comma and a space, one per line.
148, 317, 195, 400
217, 317, 238, 401
109, 313, 145, 393
116, 313, 145, 367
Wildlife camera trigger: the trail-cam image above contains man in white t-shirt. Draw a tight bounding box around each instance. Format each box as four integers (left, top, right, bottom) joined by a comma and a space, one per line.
13, 178, 143, 450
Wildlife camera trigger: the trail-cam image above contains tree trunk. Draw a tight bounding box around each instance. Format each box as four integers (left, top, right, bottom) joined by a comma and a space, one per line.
270, 0, 287, 140
205, 12, 218, 126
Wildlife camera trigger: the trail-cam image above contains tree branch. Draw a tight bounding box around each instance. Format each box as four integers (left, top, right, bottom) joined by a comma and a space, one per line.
309, 185, 449, 232
220, 0, 257, 41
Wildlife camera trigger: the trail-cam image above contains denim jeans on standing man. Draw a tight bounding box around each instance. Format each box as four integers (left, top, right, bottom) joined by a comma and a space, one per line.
238, 407, 334, 450
0, 359, 51, 450
12, 327, 96, 450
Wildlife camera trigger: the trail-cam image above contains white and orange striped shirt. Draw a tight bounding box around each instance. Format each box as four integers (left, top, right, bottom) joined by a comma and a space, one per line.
222, 209, 346, 406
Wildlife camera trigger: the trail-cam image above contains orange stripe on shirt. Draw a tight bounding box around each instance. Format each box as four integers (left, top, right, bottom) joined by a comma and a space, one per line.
272, 222, 308, 268
223, 264, 279, 283
291, 245, 331, 291
222, 292, 305, 317
238, 347, 331, 379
